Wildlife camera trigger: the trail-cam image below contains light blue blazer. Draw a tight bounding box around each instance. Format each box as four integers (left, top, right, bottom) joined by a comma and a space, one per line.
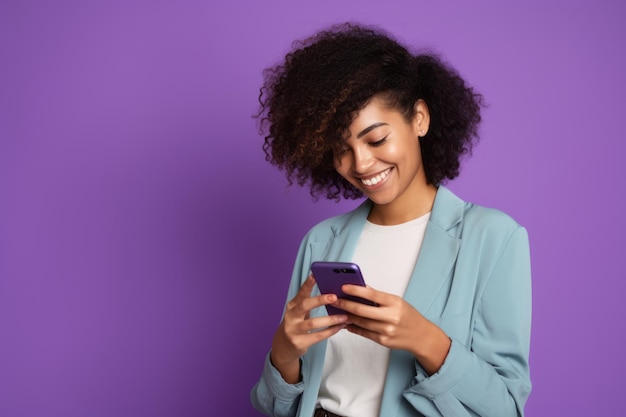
251, 186, 532, 417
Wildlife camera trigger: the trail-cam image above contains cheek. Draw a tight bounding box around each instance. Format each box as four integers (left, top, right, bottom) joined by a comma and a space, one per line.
334, 153, 350, 171
390, 142, 422, 173
398, 138, 421, 159
333, 159, 343, 174
334, 160, 349, 180
378, 143, 404, 161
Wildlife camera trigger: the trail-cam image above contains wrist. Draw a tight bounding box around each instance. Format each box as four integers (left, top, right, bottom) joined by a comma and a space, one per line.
412, 320, 451, 375
269, 350, 302, 384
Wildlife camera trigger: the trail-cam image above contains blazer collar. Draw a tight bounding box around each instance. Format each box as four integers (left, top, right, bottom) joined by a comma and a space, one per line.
428, 185, 465, 232
328, 185, 465, 237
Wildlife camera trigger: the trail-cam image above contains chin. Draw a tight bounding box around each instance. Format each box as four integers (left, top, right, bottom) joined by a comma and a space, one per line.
365, 192, 396, 206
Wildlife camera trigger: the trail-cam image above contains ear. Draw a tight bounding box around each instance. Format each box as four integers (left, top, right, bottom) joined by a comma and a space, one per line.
413, 99, 430, 137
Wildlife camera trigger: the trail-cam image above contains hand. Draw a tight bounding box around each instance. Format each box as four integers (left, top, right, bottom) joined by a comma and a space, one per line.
270, 275, 348, 383
335, 284, 451, 375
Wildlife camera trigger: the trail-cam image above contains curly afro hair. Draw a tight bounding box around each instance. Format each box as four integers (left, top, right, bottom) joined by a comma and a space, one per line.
256, 22, 484, 200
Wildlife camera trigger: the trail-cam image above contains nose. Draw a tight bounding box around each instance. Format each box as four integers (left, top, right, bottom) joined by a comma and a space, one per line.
352, 145, 374, 174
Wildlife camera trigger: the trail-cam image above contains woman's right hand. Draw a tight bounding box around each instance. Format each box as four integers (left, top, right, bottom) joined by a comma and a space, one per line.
270, 275, 348, 384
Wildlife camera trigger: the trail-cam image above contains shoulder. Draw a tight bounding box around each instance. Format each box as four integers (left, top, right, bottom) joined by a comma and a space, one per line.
459, 201, 529, 262
435, 186, 524, 239
449, 195, 531, 291
464, 203, 523, 235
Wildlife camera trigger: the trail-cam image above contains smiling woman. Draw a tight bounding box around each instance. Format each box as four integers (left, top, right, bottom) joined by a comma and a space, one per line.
251, 22, 531, 417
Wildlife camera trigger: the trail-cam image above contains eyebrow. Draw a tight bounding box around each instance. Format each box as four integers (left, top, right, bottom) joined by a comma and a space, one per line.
356, 122, 389, 139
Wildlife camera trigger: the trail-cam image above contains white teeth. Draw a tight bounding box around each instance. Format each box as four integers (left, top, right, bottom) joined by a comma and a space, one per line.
361, 168, 390, 186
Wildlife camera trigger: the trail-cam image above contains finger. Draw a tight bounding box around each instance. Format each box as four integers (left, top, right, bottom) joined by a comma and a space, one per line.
301, 322, 347, 344
287, 291, 338, 320
345, 323, 379, 342
341, 284, 389, 305
333, 297, 381, 319
343, 311, 390, 336
286, 276, 317, 312
299, 292, 338, 312
282, 315, 347, 349
346, 322, 403, 349
296, 275, 316, 298
298, 313, 348, 334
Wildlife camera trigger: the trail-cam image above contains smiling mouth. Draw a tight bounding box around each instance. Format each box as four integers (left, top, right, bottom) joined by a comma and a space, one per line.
360, 168, 391, 186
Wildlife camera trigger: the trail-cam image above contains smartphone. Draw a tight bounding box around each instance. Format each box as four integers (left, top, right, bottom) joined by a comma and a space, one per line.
310, 261, 377, 315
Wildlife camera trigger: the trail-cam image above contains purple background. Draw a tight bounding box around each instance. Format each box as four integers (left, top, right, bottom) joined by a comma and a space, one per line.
1, 1, 624, 416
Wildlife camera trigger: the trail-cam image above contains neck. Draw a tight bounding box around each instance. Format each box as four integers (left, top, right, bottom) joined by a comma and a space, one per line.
368, 184, 437, 225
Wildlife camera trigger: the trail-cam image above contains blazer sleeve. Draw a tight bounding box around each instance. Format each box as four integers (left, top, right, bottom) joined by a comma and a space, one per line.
250, 353, 305, 417
250, 233, 316, 417
403, 226, 532, 417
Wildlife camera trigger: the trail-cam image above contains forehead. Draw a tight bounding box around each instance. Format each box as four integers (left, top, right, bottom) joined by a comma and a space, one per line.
348, 98, 401, 133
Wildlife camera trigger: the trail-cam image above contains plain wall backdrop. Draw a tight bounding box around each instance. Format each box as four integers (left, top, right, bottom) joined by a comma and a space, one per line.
1, 0, 625, 416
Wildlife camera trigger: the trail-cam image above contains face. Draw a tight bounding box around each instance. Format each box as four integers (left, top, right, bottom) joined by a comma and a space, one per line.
334, 97, 431, 212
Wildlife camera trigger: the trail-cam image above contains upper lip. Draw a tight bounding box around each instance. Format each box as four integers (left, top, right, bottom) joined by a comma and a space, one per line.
355, 168, 391, 180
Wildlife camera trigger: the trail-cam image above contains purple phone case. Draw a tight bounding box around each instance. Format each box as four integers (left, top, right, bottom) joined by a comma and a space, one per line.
310, 261, 377, 315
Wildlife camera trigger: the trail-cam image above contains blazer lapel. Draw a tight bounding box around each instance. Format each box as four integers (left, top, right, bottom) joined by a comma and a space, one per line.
381, 186, 465, 416
403, 220, 461, 313
322, 200, 371, 262
405, 186, 464, 312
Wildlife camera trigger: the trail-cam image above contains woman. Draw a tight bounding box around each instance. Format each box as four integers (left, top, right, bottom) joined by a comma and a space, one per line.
251, 23, 531, 417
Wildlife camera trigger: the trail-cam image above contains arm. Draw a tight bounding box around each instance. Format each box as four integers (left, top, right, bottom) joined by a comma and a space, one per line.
405, 226, 532, 416
251, 226, 349, 417
250, 352, 305, 417
250, 237, 311, 417
251, 276, 346, 417
270, 276, 347, 384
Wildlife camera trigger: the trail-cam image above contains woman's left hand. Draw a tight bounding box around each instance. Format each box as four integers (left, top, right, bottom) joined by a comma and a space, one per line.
334, 284, 451, 375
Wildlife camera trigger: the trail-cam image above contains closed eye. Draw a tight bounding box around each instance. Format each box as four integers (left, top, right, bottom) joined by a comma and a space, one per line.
370, 135, 388, 146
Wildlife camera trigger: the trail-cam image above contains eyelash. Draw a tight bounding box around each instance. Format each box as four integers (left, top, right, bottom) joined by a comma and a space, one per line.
336, 135, 388, 157
371, 136, 388, 146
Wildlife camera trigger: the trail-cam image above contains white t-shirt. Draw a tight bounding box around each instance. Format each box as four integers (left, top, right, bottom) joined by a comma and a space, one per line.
317, 212, 430, 417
